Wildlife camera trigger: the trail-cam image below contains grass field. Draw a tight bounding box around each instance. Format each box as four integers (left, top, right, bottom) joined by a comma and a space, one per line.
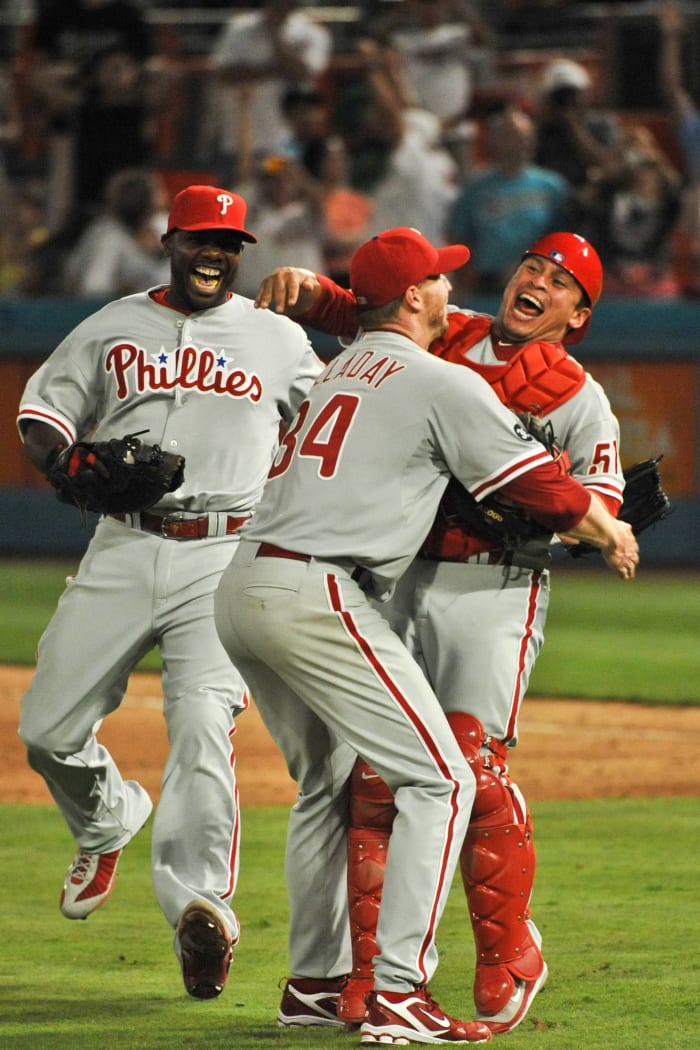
2, 559, 698, 702
1, 799, 698, 1050
2, 559, 699, 1048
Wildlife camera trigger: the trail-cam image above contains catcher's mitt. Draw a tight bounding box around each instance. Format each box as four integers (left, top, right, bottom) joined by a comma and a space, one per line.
566, 455, 672, 558
440, 477, 553, 550
440, 411, 569, 550
46, 431, 185, 517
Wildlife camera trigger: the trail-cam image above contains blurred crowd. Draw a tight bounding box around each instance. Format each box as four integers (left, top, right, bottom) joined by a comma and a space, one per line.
1, 0, 700, 301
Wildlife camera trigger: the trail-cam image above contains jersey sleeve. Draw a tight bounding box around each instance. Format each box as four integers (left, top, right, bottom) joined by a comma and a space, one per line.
16, 320, 104, 443
550, 374, 624, 512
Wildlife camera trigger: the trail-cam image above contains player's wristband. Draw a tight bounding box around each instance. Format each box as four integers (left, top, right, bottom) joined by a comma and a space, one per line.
44, 444, 68, 475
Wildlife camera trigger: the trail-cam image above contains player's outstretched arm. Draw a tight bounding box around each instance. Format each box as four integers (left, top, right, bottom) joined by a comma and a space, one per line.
255, 267, 322, 315
560, 495, 639, 579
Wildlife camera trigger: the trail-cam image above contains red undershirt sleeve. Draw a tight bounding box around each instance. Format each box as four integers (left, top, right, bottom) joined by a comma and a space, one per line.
296, 274, 359, 339
499, 458, 592, 533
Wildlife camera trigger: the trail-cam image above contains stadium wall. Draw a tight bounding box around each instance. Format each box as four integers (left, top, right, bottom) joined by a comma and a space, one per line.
1, 296, 697, 563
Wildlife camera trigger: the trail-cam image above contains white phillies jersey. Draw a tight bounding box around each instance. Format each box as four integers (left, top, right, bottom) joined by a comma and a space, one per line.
17, 291, 323, 514
242, 330, 556, 585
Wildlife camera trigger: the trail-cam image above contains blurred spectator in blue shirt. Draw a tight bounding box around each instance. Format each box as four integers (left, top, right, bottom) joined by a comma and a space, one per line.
447, 103, 570, 295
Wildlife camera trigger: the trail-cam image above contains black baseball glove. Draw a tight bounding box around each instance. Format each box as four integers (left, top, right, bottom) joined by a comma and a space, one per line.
46, 431, 186, 517
566, 455, 672, 558
440, 477, 553, 550
439, 411, 568, 550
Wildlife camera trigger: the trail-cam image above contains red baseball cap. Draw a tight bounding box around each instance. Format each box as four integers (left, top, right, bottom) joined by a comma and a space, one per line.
166, 184, 257, 242
350, 227, 471, 308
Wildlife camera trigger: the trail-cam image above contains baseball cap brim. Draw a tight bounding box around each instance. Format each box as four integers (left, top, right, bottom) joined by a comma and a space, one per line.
435, 244, 471, 274
171, 220, 257, 242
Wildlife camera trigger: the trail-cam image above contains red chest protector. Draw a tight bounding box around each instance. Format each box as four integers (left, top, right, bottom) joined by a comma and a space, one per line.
431, 312, 585, 414
425, 314, 585, 560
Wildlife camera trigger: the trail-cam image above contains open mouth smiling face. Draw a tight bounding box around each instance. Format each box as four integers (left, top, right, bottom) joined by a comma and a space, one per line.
164, 229, 245, 309
496, 255, 588, 343
513, 290, 544, 320
191, 262, 225, 295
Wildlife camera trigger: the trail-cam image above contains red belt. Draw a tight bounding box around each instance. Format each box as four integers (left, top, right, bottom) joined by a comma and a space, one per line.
111, 512, 249, 540
255, 543, 311, 562
255, 543, 366, 584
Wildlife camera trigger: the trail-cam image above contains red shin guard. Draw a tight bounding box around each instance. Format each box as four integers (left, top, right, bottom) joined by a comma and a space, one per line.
339, 758, 395, 1024
446, 711, 545, 1017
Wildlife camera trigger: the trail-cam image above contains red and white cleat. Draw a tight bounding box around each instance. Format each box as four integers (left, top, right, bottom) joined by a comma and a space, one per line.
277, 976, 348, 1028
177, 899, 234, 1000
60, 848, 122, 920
361, 987, 492, 1044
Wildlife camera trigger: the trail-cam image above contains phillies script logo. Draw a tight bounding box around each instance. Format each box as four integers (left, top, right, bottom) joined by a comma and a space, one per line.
105, 343, 263, 401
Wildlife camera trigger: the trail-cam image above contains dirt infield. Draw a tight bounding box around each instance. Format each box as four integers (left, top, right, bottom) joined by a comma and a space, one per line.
2, 664, 700, 804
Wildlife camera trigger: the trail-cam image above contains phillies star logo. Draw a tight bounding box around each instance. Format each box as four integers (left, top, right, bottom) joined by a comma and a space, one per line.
105, 342, 262, 401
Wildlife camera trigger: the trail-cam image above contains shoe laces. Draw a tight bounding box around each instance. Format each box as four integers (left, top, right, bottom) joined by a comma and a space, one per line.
416, 985, 436, 1007
70, 852, 94, 880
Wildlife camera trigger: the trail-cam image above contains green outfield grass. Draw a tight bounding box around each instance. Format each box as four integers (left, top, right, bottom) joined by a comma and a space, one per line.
0, 799, 697, 1049
529, 564, 700, 703
2, 558, 698, 702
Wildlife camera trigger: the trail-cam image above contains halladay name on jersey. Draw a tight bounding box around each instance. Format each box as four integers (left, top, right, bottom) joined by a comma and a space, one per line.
315, 349, 406, 390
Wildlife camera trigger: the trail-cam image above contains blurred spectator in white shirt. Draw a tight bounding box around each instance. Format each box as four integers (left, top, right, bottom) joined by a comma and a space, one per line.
332, 39, 459, 246
64, 168, 169, 298
232, 84, 324, 299
205, 0, 332, 178
380, 0, 495, 124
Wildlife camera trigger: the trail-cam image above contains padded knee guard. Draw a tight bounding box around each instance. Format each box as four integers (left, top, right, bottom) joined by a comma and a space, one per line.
446, 712, 546, 1016
339, 757, 396, 1024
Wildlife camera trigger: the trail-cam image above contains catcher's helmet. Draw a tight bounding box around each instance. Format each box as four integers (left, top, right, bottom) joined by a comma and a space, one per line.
523, 232, 603, 307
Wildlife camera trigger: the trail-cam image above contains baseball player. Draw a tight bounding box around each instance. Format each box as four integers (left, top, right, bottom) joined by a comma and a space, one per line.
16, 184, 323, 999
255, 231, 627, 1034
214, 227, 638, 1044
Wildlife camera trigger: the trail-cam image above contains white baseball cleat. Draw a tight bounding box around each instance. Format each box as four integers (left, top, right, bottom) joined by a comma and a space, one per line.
60, 848, 123, 919
59, 784, 152, 920
360, 987, 492, 1044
